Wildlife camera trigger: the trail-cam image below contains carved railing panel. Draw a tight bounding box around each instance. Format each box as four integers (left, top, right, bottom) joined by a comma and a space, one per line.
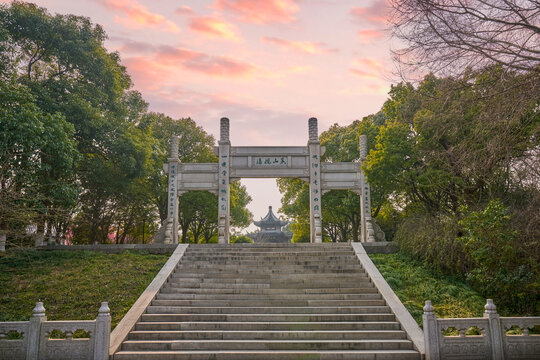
424, 300, 540, 360
40, 321, 95, 360
0, 322, 28, 360
0, 302, 110, 360
501, 317, 540, 360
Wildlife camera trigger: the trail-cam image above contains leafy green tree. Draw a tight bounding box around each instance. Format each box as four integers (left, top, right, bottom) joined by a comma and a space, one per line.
1, 2, 158, 243
0, 80, 78, 244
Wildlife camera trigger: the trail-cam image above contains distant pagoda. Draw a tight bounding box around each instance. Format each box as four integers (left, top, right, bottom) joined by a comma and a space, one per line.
248, 206, 292, 243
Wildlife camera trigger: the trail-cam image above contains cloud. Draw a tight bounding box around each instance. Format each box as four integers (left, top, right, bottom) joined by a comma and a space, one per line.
262, 36, 338, 55
189, 15, 243, 41
215, 0, 299, 24
357, 29, 385, 43
350, 57, 385, 79
350, 1, 389, 25
175, 5, 194, 16
97, 0, 181, 33
122, 57, 170, 91
156, 45, 256, 77
111, 37, 156, 54
339, 83, 389, 95
146, 86, 309, 146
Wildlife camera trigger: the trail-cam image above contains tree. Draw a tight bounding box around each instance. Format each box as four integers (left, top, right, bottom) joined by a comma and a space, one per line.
1, 2, 158, 243
390, 0, 540, 76
0, 80, 78, 245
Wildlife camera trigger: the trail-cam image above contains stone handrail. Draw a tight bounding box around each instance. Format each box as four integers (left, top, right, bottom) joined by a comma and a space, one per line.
423, 299, 540, 360
0, 302, 110, 360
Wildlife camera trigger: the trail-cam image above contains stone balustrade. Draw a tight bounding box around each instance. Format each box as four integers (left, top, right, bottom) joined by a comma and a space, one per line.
0, 302, 110, 360
423, 299, 540, 359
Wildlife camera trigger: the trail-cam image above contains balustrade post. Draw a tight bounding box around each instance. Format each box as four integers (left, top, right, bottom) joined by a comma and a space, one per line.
26, 302, 46, 360
93, 302, 111, 360
423, 300, 440, 360
484, 299, 504, 360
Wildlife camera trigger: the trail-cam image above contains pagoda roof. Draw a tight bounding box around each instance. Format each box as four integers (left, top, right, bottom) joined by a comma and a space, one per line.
254, 206, 288, 228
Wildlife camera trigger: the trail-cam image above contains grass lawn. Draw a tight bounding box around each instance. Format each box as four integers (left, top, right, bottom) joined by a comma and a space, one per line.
369, 252, 486, 325
0, 250, 169, 328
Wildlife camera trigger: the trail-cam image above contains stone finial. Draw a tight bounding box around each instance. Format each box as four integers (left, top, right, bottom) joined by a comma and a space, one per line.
220, 117, 230, 142
170, 136, 179, 158
359, 134, 368, 160
98, 302, 110, 317
423, 300, 435, 314
32, 302, 46, 317
484, 299, 497, 314
308, 117, 318, 141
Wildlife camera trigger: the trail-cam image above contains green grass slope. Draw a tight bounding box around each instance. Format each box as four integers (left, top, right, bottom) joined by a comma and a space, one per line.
0, 250, 169, 328
369, 252, 485, 325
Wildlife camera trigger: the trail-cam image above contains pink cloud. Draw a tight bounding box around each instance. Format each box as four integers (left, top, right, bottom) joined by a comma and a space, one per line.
350, 1, 389, 25
357, 29, 384, 43
262, 36, 338, 55
189, 15, 242, 41
123, 57, 170, 91
156, 45, 256, 77
350, 57, 385, 79
215, 0, 299, 24
97, 0, 180, 33
175, 5, 194, 16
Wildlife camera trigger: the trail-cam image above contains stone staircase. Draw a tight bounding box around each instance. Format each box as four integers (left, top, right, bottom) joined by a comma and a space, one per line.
113, 243, 421, 359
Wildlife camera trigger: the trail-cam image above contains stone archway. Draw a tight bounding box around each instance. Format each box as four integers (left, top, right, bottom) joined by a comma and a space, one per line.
161, 117, 383, 244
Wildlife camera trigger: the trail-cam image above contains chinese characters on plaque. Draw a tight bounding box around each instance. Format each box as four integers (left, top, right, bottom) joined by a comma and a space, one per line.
253, 156, 288, 167
168, 163, 176, 217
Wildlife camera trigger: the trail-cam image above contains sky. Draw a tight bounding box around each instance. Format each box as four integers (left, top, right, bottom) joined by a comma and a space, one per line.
17, 0, 396, 231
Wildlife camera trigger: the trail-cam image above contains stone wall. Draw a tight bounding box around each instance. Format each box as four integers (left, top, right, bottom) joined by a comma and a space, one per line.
37, 244, 177, 254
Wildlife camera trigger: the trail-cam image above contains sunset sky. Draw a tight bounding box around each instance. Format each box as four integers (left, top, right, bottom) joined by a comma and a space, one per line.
20, 0, 396, 230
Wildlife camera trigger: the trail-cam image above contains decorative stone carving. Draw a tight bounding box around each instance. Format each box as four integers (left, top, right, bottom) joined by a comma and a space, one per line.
152, 219, 167, 244
170, 136, 179, 159
308, 117, 318, 141
220, 117, 230, 142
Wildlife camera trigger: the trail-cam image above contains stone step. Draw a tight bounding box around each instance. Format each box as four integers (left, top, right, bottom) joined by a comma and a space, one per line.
180, 255, 358, 261
127, 330, 408, 341
173, 266, 365, 273
121, 339, 414, 351
166, 278, 371, 286
181, 253, 357, 258
113, 350, 421, 360
158, 287, 379, 295
154, 293, 382, 301
114, 243, 420, 360
134, 321, 403, 331
145, 306, 392, 315
186, 244, 353, 250
150, 299, 386, 307
140, 314, 397, 322
160, 283, 375, 290
171, 271, 368, 277
168, 274, 370, 284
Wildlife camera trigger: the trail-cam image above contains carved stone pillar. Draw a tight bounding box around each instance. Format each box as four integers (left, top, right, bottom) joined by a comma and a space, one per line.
218, 118, 231, 244
27, 302, 46, 360
308, 118, 322, 243
94, 302, 111, 360
359, 135, 377, 242
423, 300, 440, 360
484, 299, 504, 360
165, 136, 179, 244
